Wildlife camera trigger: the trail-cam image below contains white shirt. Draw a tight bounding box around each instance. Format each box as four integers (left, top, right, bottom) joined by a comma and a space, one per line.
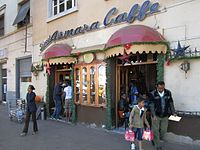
136, 105, 144, 115
158, 91, 164, 97
64, 86, 72, 100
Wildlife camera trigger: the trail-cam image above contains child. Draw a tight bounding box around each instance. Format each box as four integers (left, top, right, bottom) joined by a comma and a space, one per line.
129, 96, 150, 150
118, 93, 129, 128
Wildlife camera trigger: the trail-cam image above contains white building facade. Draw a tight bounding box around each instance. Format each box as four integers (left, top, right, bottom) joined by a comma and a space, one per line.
0, 0, 33, 104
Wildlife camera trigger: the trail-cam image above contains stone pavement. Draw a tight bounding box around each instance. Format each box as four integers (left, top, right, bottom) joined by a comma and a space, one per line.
0, 104, 199, 150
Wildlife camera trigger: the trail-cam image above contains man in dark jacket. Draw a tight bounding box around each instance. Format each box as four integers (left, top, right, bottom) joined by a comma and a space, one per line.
149, 81, 175, 150
52, 80, 63, 119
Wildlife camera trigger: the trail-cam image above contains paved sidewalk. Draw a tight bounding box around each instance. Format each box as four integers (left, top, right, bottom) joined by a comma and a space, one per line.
0, 104, 199, 150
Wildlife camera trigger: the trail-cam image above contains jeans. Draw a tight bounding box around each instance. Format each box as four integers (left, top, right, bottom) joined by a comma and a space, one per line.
52, 100, 61, 119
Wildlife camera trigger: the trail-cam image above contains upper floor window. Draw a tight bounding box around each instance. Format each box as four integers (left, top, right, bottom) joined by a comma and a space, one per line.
0, 15, 4, 36
48, 0, 77, 22
13, 1, 30, 28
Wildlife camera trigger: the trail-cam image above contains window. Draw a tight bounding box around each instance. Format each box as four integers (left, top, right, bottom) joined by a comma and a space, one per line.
48, 0, 77, 21
13, 1, 30, 28
90, 67, 95, 105
0, 15, 4, 36
98, 65, 106, 105
74, 62, 106, 107
75, 68, 80, 103
82, 67, 87, 104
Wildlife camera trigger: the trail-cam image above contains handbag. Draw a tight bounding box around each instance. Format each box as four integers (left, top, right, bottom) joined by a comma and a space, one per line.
124, 129, 135, 142
142, 129, 154, 141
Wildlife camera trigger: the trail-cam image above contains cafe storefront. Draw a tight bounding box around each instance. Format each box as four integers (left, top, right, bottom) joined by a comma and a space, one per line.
40, 24, 168, 127
104, 25, 167, 128
38, 0, 169, 128
42, 44, 76, 120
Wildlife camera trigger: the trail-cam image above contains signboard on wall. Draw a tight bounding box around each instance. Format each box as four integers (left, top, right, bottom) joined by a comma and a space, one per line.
40, 0, 160, 51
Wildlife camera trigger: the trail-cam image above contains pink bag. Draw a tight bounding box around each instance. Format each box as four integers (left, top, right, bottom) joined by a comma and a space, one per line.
125, 129, 135, 142
142, 130, 154, 141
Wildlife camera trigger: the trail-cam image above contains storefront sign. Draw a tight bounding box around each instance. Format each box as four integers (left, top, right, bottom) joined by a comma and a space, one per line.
40, 22, 100, 51
104, 0, 159, 26
40, 0, 160, 51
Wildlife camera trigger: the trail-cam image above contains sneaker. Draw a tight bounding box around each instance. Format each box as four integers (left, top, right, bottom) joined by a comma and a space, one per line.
32, 131, 38, 135
20, 132, 27, 136
50, 116, 56, 120
131, 143, 135, 150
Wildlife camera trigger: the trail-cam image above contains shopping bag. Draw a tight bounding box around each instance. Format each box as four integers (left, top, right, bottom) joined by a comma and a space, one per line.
142, 130, 154, 141
125, 129, 135, 142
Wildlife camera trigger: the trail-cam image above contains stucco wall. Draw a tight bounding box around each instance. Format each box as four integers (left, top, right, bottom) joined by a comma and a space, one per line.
0, 0, 20, 35
33, 0, 175, 45
0, 26, 33, 100
165, 60, 200, 111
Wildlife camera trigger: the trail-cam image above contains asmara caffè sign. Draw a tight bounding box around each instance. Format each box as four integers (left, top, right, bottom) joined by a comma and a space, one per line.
40, 0, 160, 51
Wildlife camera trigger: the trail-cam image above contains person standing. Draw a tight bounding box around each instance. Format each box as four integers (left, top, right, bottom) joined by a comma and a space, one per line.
118, 93, 129, 128
149, 81, 176, 150
51, 80, 63, 120
63, 81, 72, 122
129, 96, 150, 150
129, 80, 139, 106
20, 85, 38, 136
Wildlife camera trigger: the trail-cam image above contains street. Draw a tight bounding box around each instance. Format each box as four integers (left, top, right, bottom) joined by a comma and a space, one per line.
0, 104, 199, 150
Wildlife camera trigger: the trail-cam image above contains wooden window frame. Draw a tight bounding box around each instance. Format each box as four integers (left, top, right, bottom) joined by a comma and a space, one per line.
74, 61, 106, 108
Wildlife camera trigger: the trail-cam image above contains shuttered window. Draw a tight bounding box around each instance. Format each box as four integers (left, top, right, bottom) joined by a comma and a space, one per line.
0, 15, 4, 36
19, 58, 32, 77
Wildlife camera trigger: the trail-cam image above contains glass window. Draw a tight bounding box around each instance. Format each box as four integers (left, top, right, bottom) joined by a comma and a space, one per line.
53, 0, 58, 6
66, 0, 72, 9
90, 66, 95, 105
50, 0, 77, 18
59, 0, 65, 13
98, 65, 106, 105
82, 67, 87, 104
75, 68, 80, 103
74, 63, 106, 107
53, 7, 57, 15
59, 3, 65, 13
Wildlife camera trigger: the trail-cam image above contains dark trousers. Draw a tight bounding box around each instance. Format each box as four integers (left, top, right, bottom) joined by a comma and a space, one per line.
23, 111, 38, 133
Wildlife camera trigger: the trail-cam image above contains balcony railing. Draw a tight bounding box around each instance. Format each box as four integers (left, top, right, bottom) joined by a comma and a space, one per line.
169, 48, 200, 60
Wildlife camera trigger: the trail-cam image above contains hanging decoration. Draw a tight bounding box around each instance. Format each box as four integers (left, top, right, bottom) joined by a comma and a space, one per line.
76, 52, 81, 56
31, 62, 44, 76
45, 60, 51, 75
172, 41, 190, 57
118, 49, 131, 65
165, 59, 171, 66
180, 61, 190, 79
106, 58, 112, 130
157, 54, 164, 82
124, 43, 132, 50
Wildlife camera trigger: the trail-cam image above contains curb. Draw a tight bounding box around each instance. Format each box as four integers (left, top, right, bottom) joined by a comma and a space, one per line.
164, 132, 200, 146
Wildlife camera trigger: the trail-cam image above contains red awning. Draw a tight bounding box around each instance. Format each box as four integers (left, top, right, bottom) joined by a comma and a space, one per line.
42, 44, 72, 60
105, 25, 166, 48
